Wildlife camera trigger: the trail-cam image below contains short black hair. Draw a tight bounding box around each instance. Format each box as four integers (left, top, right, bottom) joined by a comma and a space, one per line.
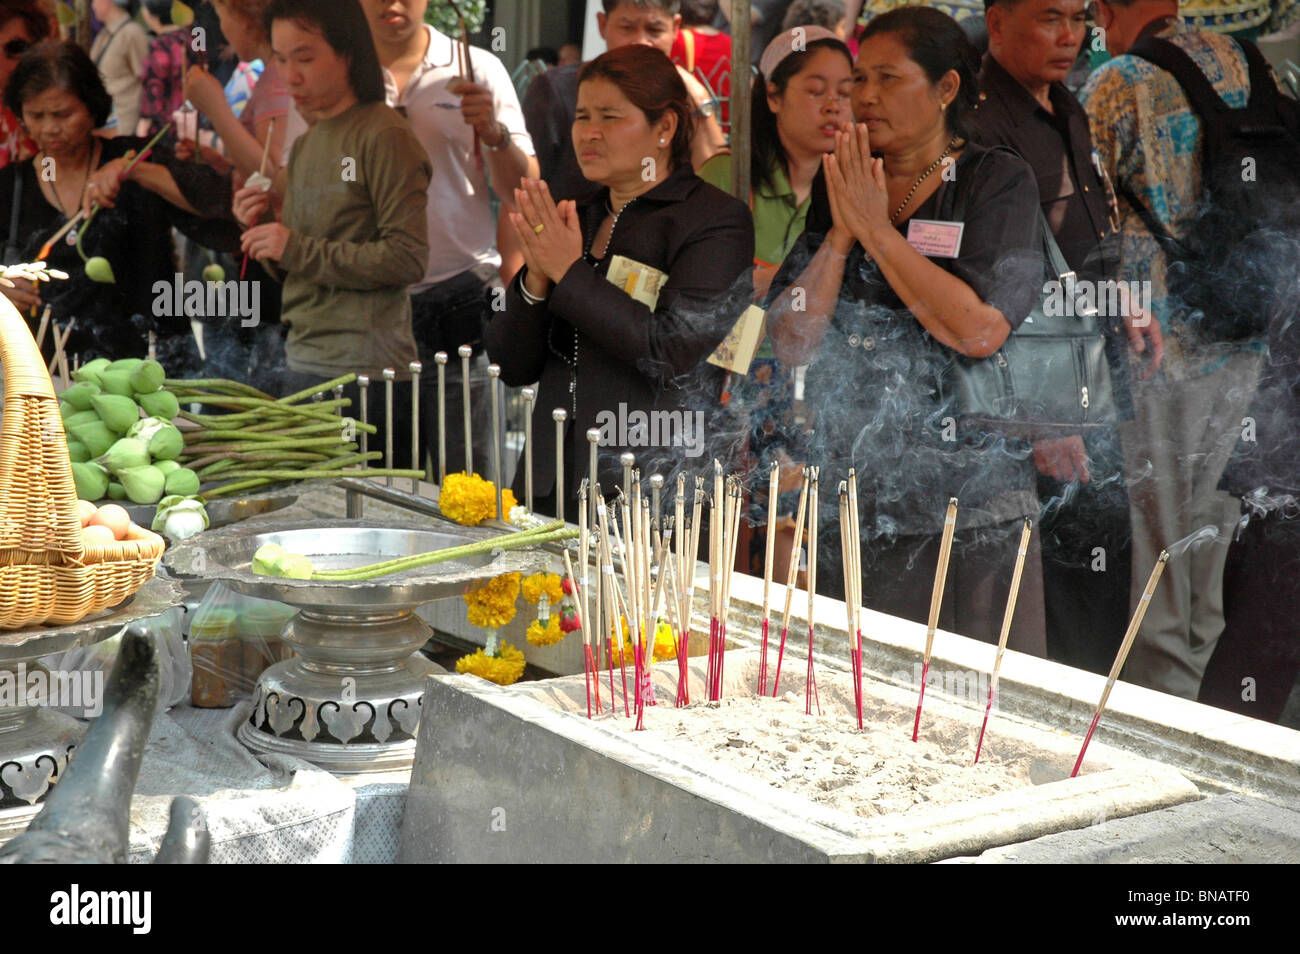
679, 0, 717, 26
264, 0, 385, 105
527, 45, 559, 66
142, 0, 176, 22
783, 0, 846, 31
601, 0, 682, 15
5, 39, 113, 128
0, 0, 54, 44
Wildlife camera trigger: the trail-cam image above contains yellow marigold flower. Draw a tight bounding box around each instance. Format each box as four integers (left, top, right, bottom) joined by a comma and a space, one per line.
520, 572, 563, 606
439, 472, 520, 527
463, 572, 521, 628
525, 614, 565, 646
610, 617, 676, 664
456, 642, 527, 685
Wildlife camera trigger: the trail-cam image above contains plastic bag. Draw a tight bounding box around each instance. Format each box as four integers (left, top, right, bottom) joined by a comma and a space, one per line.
37, 607, 190, 720
189, 582, 296, 708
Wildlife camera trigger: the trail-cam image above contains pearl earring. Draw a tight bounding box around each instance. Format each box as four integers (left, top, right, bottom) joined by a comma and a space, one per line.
659, 138, 667, 145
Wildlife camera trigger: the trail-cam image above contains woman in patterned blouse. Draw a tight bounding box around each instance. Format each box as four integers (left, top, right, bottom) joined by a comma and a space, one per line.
135, 0, 190, 138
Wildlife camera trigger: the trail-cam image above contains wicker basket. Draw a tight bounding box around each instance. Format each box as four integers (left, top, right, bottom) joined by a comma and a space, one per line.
0, 295, 164, 629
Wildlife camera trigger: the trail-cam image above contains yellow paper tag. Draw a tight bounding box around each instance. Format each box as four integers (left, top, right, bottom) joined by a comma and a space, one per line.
707, 304, 766, 374
605, 255, 668, 310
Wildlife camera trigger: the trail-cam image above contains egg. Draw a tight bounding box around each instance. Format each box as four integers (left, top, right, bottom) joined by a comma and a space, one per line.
76, 499, 98, 527
88, 503, 131, 541
81, 524, 117, 547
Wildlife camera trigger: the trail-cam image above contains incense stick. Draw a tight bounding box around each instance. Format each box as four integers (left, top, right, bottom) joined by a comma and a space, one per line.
804, 468, 821, 716
563, 549, 594, 719
912, 497, 959, 741
974, 518, 1032, 764
772, 469, 810, 697
1071, 550, 1170, 777
759, 459, 779, 695
847, 469, 863, 729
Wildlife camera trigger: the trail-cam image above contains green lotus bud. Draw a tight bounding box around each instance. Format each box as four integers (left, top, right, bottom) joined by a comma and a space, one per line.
277, 553, 314, 580
62, 409, 101, 430
148, 422, 184, 461
117, 465, 165, 505
96, 370, 134, 398
136, 389, 180, 421
90, 393, 139, 433
202, 263, 225, 283
61, 382, 101, 411
107, 482, 126, 501
171, 0, 195, 28
127, 416, 167, 441
252, 543, 286, 576
107, 357, 143, 374
71, 462, 109, 501
155, 460, 181, 476
66, 441, 89, 463
84, 256, 116, 284
163, 467, 200, 496
54, 2, 75, 27
96, 437, 151, 474
152, 496, 208, 542
59, 400, 74, 418
127, 359, 165, 395
71, 358, 110, 386
68, 421, 116, 458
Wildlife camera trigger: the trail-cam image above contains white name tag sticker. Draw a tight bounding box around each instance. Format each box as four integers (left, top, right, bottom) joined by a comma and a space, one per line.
906, 219, 965, 259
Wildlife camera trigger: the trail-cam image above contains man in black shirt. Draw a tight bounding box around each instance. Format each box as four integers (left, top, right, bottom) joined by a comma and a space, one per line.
971, 0, 1162, 675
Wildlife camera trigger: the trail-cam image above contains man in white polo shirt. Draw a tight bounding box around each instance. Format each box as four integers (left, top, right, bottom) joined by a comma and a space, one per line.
366, 0, 538, 476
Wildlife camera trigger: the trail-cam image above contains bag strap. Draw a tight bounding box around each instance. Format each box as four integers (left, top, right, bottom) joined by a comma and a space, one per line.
1127, 36, 1231, 120
683, 29, 696, 74
946, 144, 1075, 283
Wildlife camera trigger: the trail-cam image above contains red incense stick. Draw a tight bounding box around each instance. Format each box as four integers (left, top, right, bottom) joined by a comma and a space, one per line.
913, 498, 958, 741
974, 518, 1032, 764
1071, 551, 1169, 776
772, 470, 810, 697
804, 469, 820, 716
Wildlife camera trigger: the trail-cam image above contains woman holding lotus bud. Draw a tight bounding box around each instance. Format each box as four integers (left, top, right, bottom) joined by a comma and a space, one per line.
766, 6, 1047, 653
0, 40, 236, 372
485, 44, 754, 522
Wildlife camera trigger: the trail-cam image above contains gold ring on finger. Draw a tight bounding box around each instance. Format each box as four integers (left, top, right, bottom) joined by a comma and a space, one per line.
533, 223, 545, 235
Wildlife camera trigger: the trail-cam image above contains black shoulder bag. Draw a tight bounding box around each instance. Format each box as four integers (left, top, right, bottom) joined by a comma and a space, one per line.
934, 147, 1117, 438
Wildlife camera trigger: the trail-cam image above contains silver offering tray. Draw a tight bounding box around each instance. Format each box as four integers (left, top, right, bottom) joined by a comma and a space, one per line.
0, 575, 183, 841
164, 519, 551, 774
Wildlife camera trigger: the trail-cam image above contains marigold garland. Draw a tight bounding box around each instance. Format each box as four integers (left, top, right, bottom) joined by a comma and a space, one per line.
463, 572, 521, 628
456, 642, 526, 685
521, 572, 564, 606
439, 472, 519, 526
525, 614, 565, 646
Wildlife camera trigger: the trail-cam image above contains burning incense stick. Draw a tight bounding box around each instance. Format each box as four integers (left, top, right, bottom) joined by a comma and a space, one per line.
715, 477, 742, 700
563, 549, 595, 719
759, 459, 779, 695
1071, 550, 1170, 777
847, 469, 864, 729
974, 517, 1032, 764
912, 497, 958, 741
804, 468, 821, 716
839, 482, 861, 728
673, 474, 690, 706
772, 469, 810, 697
579, 481, 602, 713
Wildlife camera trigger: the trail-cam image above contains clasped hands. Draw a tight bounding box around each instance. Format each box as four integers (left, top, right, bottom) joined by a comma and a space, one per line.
507, 178, 582, 300
822, 121, 892, 255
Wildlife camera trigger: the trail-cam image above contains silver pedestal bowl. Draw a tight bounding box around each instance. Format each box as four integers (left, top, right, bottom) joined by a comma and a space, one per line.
0, 575, 183, 841
165, 519, 548, 774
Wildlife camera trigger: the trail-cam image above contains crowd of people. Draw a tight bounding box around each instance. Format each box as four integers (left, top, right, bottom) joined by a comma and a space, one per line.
0, 0, 1297, 724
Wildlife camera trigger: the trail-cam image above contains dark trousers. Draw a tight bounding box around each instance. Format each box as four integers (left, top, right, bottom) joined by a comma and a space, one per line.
1198, 511, 1300, 724
1037, 427, 1133, 675
818, 516, 1047, 657
410, 266, 501, 479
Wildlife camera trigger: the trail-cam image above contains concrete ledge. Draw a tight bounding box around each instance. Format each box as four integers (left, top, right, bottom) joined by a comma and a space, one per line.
960, 793, 1300, 864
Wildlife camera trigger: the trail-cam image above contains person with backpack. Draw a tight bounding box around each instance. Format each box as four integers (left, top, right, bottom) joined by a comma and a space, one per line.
1080, 0, 1300, 700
